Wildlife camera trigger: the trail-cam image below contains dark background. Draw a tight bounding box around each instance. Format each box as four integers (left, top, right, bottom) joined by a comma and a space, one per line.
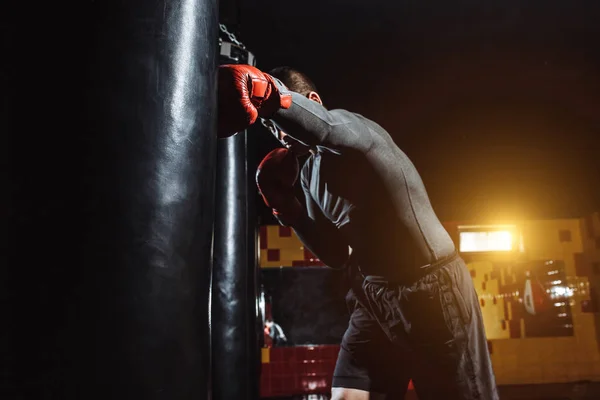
261, 267, 350, 345
220, 0, 600, 223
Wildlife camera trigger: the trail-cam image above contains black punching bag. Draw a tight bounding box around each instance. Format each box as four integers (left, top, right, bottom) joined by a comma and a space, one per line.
212, 43, 260, 400
7, 0, 217, 398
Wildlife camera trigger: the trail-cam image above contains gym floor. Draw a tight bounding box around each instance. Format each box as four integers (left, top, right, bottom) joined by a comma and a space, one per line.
261, 381, 600, 400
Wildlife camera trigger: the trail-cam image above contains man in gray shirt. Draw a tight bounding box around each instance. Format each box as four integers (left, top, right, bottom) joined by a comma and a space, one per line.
219, 64, 498, 400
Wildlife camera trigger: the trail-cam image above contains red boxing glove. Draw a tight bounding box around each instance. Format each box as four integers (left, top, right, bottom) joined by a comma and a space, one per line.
218, 64, 292, 138
256, 148, 303, 225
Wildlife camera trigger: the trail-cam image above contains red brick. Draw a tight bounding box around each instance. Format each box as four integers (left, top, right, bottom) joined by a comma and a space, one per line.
574, 253, 589, 276
281, 362, 292, 376
281, 347, 296, 362
305, 360, 319, 374
328, 345, 340, 359
269, 347, 283, 362
271, 378, 282, 393
585, 215, 595, 238
279, 226, 292, 237
294, 346, 307, 360
260, 375, 271, 397
267, 249, 280, 262
282, 376, 297, 393
509, 319, 521, 338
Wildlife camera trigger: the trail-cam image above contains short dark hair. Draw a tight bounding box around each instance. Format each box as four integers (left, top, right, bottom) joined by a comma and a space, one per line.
269, 66, 318, 97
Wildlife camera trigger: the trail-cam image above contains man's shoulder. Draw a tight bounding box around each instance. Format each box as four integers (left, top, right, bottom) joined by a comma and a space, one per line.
331, 109, 388, 136
330, 108, 368, 123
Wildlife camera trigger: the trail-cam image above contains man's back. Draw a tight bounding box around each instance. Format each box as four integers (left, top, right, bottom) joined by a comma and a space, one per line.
300, 112, 455, 279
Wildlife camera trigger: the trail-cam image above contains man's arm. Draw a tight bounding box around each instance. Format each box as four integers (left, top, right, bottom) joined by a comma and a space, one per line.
256, 147, 350, 269
290, 203, 350, 270
269, 82, 374, 153
285, 167, 351, 270
216, 64, 374, 152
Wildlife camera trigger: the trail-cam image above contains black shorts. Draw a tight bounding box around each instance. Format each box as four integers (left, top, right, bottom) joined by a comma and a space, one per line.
333, 254, 499, 400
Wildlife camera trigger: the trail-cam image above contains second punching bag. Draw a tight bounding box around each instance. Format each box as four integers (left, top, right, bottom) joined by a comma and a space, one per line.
212, 38, 261, 400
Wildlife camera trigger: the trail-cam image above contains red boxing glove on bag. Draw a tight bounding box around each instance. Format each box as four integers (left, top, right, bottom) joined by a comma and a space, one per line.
256, 148, 303, 225
218, 65, 292, 138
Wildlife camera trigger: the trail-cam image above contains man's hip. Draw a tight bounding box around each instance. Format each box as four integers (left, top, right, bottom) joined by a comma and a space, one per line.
334, 254, 499, 399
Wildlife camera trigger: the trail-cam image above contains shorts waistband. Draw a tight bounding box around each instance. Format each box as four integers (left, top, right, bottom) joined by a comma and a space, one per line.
420, 249, 459, 270
364, 250, 459, 285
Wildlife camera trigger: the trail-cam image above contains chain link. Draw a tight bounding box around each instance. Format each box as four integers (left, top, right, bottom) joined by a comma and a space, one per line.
219, 24, 246, 49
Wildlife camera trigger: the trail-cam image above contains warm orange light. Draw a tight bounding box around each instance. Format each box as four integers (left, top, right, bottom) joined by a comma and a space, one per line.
459, 230, 513, 252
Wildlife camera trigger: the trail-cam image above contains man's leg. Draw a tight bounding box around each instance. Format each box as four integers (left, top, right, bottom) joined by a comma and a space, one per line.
332, 304, 410, 400
331, 388, 383, 400
407, 257, 498, 400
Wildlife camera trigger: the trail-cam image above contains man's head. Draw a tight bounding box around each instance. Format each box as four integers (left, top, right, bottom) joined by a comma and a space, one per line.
265, 66, 324, 156
269, 66, 322, 103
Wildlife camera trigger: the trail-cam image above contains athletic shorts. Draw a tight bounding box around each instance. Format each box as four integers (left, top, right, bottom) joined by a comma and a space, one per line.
332, 253, 499, 400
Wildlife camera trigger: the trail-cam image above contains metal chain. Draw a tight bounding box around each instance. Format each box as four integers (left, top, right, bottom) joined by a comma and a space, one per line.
219, 24, 246, 49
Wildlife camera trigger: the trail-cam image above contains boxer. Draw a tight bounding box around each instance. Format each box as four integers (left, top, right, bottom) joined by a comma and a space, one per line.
218, 65, 498, 400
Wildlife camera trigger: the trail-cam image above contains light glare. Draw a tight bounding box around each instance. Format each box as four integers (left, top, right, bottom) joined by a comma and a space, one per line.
460, 230, 513, 252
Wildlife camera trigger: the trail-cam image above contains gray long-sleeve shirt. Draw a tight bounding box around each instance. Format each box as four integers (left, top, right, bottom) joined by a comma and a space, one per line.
270, 88, 455, 280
